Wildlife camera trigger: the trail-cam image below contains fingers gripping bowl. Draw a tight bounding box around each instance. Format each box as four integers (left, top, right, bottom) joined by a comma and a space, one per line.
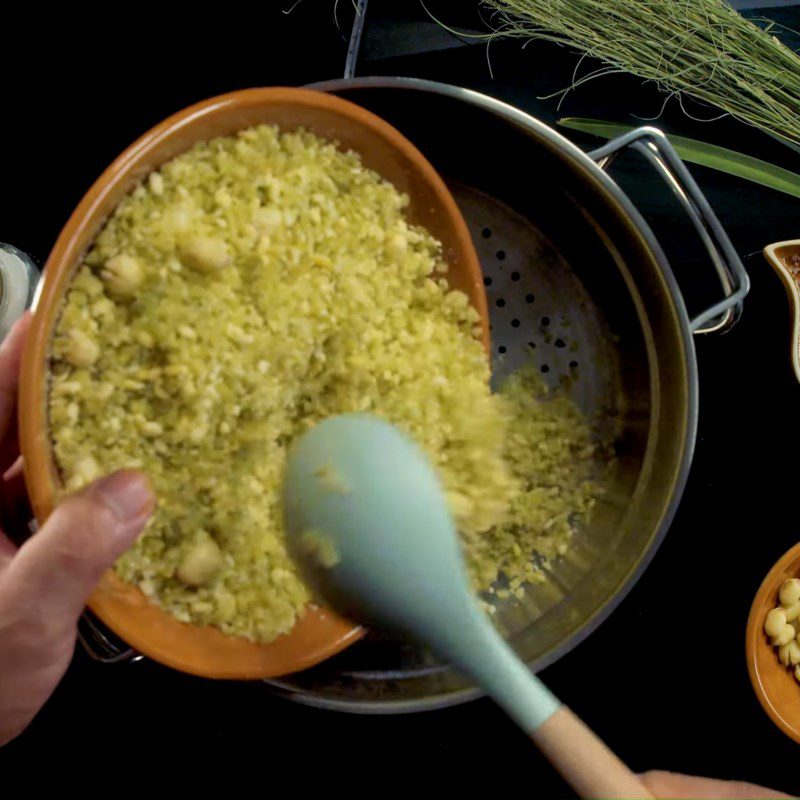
18, 88, 492, 679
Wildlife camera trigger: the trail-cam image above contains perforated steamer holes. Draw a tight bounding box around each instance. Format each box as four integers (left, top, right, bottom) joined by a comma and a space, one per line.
447, 181, 618, 430
451, 186, 580, 388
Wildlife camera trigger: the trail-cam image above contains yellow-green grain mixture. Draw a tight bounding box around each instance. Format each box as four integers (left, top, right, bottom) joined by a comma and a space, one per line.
49, 124, 602, 642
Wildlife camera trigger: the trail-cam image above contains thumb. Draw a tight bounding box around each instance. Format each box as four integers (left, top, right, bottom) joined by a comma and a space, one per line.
6, 470, 155, 627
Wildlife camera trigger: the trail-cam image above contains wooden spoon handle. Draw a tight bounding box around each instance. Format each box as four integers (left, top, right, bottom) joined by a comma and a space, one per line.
531, 706, 654, 799
439, 605, 650, 798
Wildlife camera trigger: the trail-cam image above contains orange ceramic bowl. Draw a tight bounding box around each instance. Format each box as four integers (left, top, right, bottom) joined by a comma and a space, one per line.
746, 542, 800, 743
18, 87, 486, 680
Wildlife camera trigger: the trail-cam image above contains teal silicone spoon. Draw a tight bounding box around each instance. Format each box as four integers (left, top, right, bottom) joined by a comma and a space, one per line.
283, 414, 652, 800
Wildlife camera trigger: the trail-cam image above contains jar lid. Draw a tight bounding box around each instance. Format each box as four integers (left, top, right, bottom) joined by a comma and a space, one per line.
0, 244, 39, 339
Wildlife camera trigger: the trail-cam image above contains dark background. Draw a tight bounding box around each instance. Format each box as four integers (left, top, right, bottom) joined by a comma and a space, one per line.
3, 2, 800, 797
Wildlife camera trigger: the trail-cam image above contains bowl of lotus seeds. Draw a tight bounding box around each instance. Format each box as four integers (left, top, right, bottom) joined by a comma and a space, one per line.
747, 542, 800, 744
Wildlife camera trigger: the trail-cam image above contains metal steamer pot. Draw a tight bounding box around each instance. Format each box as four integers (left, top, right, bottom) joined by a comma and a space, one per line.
18, 78, 748, 711
255, 77, 749, 712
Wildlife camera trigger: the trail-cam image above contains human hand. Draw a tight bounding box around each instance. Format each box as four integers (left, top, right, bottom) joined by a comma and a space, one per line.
0, 314, 155, 746
640, 770, 793, 798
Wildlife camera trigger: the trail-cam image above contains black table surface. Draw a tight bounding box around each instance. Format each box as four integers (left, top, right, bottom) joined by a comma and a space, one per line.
4, 3, 800, 798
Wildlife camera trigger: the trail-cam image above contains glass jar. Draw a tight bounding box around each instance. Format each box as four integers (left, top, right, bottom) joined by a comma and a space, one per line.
0, 243, 40, 339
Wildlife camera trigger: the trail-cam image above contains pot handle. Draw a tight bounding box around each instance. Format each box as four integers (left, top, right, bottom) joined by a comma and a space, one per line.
588, 127, 749, 335
77, 611, 142, 665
